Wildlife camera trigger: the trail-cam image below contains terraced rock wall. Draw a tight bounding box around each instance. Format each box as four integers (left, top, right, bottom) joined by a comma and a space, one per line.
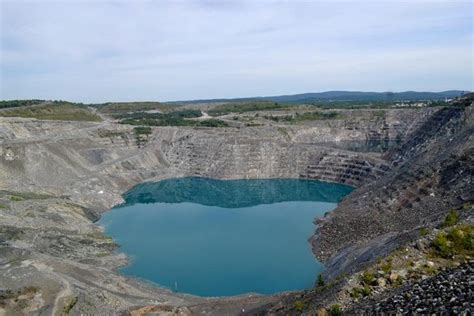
0, 108, 442, 211
312, 105, 473, 279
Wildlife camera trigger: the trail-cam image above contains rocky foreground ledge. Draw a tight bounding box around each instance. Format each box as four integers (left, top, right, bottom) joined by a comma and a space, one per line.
348, 262, 473, 314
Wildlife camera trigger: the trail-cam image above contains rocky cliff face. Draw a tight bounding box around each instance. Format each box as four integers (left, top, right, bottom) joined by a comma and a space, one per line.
0, 108, 435, 211
311, 105, 473, 279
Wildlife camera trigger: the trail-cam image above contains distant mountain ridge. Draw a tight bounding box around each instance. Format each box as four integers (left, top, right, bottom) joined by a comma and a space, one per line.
174, 90, 467, 104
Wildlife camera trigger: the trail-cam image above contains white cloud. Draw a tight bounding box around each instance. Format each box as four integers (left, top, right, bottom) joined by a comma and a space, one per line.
1, 0, 472, 101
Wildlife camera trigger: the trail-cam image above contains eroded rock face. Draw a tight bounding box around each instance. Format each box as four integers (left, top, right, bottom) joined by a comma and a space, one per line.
312, 105, 473, 279
0, 108, 433, 211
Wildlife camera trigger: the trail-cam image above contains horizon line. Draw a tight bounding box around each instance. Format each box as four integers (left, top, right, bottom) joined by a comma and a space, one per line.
1, 89, 471, 104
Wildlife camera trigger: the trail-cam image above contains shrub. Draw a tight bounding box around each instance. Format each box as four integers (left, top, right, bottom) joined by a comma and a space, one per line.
381, 260, 392, 274
293, 300, 305, 312
317, 274, 325, 287
442, 209, 459, 227
350, 287, 361, 299
328, 304, 342, 316
351, 285, 372, 298
420, 227, 429, 236
432, 225, 473, 258
361, 284, 372, 296
447, 224, 473, 252
362, 271, 375, 285
432, 232, 451, 257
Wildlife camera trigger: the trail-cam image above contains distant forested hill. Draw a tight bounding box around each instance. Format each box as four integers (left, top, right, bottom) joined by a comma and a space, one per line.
175, 90, 466, 104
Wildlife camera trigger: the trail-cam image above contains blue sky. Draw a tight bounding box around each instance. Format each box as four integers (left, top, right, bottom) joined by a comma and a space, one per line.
1, 0, 473, 102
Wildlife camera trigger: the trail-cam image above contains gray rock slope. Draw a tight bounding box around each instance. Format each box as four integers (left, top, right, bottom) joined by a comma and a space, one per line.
312, 106, 473, 279
0, 106, 471, 314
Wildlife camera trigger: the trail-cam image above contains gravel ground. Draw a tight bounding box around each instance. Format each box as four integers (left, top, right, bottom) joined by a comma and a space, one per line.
347, 262, 473, 315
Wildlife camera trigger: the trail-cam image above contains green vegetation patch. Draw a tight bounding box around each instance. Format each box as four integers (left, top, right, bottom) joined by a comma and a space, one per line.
264, 111, 341, 123
317, 274, 325, 287
350, 284, 372, 298
9, 195, 24, 202
432, 224, 473, 258
0, 101, 102, 122
441, 209, 459, 228
121, 110, 229, 127
196, 119, 229, 127
120, 109, 201, 126
361, 270, 376, 286
0, 100, 45, 109
293, 300, 306, 312
95, 101, 176, 114
420, 227, 430, 236
133, 126, 152, 135
328, 304, 342, 316
207, 101, 290, 116
1, 190, 52, 201
380, 259, 393, 274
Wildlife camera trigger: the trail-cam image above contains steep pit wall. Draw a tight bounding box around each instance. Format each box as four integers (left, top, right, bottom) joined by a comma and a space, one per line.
289, 108, 439, 152
0, 129, 388, 210
156, 127, 390, 187
312, 105, 474, 279
0, 108, 440, 211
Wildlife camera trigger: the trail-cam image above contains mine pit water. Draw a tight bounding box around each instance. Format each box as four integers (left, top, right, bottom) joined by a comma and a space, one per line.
99, 177, 353, 297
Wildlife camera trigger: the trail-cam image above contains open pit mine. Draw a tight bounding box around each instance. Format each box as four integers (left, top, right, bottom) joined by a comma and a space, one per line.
0, 95, 472, 315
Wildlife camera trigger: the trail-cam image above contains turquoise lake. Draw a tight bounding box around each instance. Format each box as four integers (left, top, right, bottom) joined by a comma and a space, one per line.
99, 177, 352, 297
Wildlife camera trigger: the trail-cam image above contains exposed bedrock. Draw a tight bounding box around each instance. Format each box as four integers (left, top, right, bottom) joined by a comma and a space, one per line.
312, 105, 473, 279
0, 108, 437, 211
158, 130, 391, 188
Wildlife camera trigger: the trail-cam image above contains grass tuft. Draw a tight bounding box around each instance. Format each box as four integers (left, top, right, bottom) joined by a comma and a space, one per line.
442, 209, 459, 228
293, 300, 305, 312
328, 304, 342, 316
